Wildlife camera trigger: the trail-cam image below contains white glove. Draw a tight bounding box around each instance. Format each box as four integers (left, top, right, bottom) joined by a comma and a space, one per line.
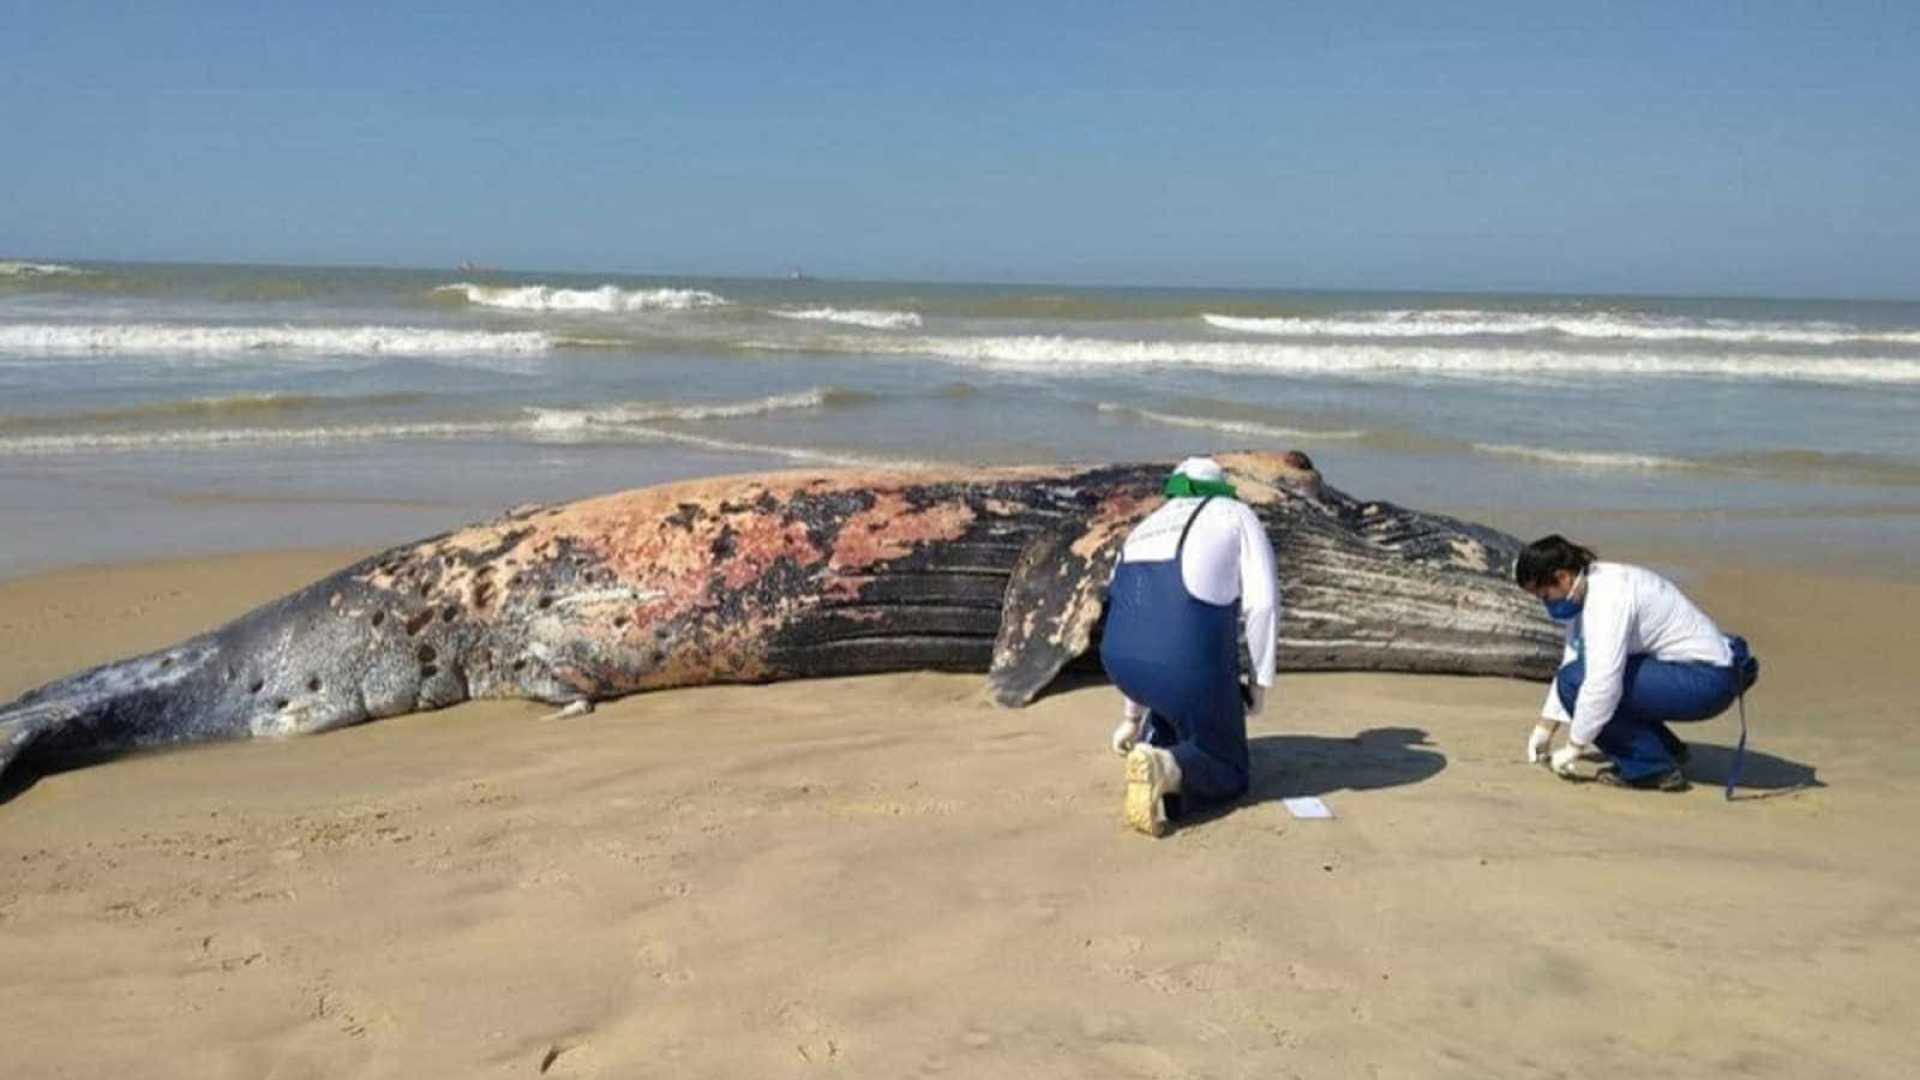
1550, 740, 1597, 778
1246, 683, 1267, 717
1526, 721, 1560, 764
1111, 716, 1144, 756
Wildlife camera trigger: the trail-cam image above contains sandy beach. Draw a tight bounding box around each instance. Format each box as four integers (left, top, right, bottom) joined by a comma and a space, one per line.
10, 1, 1919, 1073
1, 542, 1915, 1079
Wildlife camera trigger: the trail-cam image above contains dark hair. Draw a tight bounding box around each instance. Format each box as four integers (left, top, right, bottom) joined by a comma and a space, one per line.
1514, 534, 1597, 589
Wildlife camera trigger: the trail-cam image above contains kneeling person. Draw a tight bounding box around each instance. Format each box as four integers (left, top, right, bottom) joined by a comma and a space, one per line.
1101, 457, 1279, 836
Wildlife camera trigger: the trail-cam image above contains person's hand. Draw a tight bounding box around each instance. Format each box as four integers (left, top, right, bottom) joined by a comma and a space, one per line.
1246, 683, 1267, 717
1526, 721, 1559, 764
1550, 740, 1596, 778
1111, 716, 1144, 756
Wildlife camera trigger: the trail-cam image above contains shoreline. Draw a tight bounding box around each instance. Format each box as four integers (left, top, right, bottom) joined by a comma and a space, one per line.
1455, 504, 1920, 583
4, 496, 1915, 587
1, 540, 1916, 1075
3, 445, 1916, 584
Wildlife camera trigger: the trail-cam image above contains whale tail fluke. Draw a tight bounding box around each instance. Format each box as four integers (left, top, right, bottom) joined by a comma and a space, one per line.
0, 639, 220, 791
0, 699, 77, 788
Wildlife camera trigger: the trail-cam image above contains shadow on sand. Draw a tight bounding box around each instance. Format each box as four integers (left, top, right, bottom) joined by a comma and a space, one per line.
1247, 727, 1448, 800
0, 744, 150, 805
1682, 741, 1824, 799
1169, 729, 1822, 826
1174, 726, 1448, 826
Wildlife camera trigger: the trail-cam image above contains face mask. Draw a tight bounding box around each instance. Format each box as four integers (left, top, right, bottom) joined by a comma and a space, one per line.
1542, 570, 1585, 621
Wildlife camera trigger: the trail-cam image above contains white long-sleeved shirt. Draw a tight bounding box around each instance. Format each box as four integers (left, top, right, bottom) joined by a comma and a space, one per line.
1114, 495, 1280, 688
1541, 561, 1734, 745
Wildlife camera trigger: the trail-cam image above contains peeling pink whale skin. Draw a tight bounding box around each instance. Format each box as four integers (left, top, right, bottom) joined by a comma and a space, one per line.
0, 450, 1559, 783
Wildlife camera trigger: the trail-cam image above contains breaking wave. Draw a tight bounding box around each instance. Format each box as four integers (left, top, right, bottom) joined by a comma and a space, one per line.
524, 387, 869, 432
1467, 442, 1920, 485
1468, 443, 1695, 470
1095, 402, 1365, 441
0, 323, 552, 356
0, 261, 86, 278
0, 416, 923, 469
587, 425, 929, 469
1095, 400, 1920, 485
0, 420, 516, 454
820, 333, 1920, 385
767, 307, 923, 330
437, 282, 728, 312
1202, 311, 1920, 347
0, 392, 429, 431
0, 388, 888, 462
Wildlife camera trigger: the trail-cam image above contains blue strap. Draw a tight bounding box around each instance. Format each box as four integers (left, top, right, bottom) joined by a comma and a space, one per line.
1175, 496, 1215, 560
1724, 689, 1749, 801
1722, 636, 1754, 801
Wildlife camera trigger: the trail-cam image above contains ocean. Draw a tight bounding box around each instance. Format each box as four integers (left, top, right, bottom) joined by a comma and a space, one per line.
2, 259, 1916, 576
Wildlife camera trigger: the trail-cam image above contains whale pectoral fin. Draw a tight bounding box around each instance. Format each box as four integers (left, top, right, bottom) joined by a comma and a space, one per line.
988, 509, 1136, 707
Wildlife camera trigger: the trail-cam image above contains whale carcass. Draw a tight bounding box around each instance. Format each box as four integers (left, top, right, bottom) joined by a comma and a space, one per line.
0, 450, 1559, 785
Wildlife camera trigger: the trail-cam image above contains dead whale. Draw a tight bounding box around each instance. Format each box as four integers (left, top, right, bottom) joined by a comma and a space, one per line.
0, 450, 1559, 785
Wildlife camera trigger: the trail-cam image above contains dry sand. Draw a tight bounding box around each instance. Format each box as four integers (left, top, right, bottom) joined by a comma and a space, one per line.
1, 547, 1916, 1078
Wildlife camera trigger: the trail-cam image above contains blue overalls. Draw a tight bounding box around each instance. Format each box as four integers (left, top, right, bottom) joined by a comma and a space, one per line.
1556, 626, 1759, 783
1099, 497, 1252, 813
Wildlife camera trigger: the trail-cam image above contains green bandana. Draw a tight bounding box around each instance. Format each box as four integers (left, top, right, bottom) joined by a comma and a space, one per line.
1163, 473, 1238, 499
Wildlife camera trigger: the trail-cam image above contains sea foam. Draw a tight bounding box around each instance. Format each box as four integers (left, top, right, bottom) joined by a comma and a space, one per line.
0, 420, 516, 454
822, 333, 1920, 385
0, 323, 552, 356
0, 261, 86, 277
0, 392, 429, 431
1202, 311, 1920, 347
590, 425, 926, 469
1464, 442, 1920, 486
1468, 443, 1695, 470
438, 283, 727, 312
1095, 402, 1365, 441
524, 388, 861, 433
523, 389, 916, 468
767, 307, 924, 330
0, 388, 868, 458
0, 416, 920, 469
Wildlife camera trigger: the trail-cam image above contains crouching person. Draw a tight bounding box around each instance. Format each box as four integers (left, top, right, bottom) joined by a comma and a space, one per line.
1517, 535, 1759, 792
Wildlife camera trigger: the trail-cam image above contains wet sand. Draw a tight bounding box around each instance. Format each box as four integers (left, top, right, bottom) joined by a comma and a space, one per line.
1, 547, 1916, 1078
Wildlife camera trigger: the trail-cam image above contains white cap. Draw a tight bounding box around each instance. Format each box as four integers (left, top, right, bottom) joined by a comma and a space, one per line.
1174, 456, 1224, 483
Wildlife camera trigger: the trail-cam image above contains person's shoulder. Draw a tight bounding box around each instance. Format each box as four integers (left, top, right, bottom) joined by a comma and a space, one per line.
1599, 561, 1667, 585
1219, 498, 1268, 534
1197, 496, 1254, 519
1595, 561, 1673, 604
1585, 561, 1631, 596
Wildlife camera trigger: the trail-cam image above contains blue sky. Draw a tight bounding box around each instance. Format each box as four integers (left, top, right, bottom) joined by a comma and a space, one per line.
5, 1, 1916, 297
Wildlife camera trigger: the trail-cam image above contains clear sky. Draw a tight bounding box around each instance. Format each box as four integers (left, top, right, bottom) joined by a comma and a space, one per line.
5, 1, 1916, 297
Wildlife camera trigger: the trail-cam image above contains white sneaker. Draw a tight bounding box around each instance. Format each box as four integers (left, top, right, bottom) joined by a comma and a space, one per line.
1124, 745, 1181, 837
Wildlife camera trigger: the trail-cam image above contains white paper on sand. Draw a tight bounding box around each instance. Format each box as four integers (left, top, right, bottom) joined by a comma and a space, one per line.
1282, 796, 1334, 819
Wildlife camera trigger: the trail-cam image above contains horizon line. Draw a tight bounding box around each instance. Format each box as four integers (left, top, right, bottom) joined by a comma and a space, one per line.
9, 252, 1916, 307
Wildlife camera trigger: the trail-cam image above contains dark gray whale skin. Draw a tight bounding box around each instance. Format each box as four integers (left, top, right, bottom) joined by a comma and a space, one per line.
0, 450, 1559, 785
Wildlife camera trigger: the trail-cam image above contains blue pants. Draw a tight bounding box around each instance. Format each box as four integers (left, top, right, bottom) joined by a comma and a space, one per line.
1136, 697, 1250, 810
1103, 637, 1251, 810
1556, 640, 1751, 781
1101, 556, 1250, 813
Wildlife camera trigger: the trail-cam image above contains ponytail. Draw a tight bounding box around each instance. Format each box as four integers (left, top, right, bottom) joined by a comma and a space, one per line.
1514, 534, 1597, 589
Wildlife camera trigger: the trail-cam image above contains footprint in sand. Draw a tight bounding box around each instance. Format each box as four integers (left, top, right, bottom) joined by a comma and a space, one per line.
777, 1001, 844, 1065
